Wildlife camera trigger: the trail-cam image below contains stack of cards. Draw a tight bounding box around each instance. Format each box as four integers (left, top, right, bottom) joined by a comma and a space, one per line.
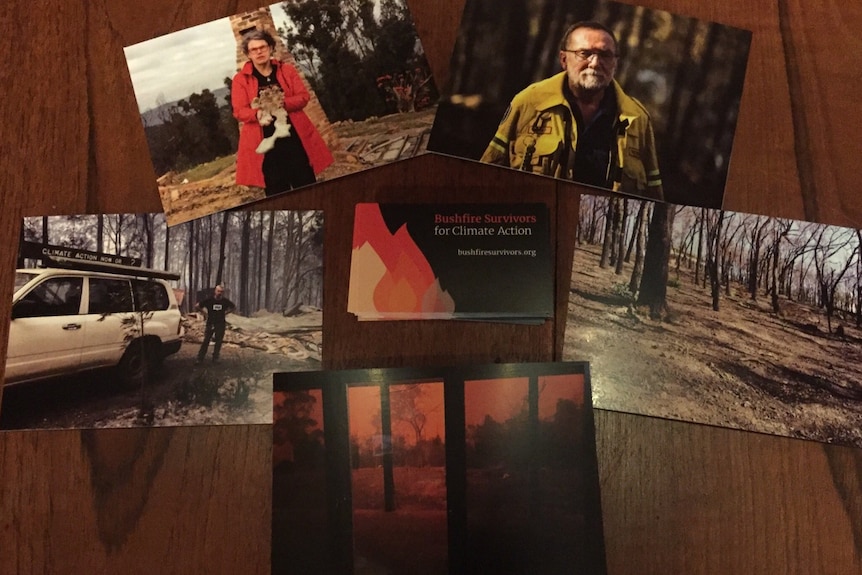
348, 203, 553, 322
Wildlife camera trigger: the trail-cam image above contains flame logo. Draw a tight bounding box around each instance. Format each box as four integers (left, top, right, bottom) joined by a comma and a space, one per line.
349, 204, 455, 318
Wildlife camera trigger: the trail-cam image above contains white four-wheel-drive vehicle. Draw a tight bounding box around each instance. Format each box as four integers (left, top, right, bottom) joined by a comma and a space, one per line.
7, 260, 183, 385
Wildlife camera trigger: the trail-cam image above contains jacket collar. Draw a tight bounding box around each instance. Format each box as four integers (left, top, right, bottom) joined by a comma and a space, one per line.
613, 81, 650, 125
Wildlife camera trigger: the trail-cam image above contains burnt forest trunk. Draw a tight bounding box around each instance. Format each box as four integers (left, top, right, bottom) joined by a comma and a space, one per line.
628, 202, 648, 297
710, 212, 724, 311
637, 202, 673, 319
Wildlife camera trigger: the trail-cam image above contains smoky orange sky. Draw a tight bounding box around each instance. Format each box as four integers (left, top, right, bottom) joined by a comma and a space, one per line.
348, 382, 446, 445
344, 374, 585, 444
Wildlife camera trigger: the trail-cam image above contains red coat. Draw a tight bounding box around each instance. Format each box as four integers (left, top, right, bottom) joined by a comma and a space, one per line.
231, 60, 333, 188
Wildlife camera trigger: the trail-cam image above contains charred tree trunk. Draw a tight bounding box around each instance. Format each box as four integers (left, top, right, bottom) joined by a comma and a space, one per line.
624, 200, 640, 263
116, 214, 125, 255
215, 211, 230, 286
599, 198, 617, 269
188, 219, 197, 314
240, 212, 251, 316
723, 250, 732, 297
614, 199, 627, 275
694, 209, 704, 286
784, 265, 794, 301
709, 212, 724, 311
857, 270, 862, 328
856, 230, 862, 328
164, 224, 171, 272
771, 229, 781, 313
380, 385, 396, 511
587, 198, 602, 244
675, 217, 694, 272
822, 280, 833, 334
265, 212, 275, 311
143, 214, 155, 268
256, 211, 265, 311
18, 224, 25, 268
637, 203, 673, 319
628, 201, 648, 296
204, 218, 213, 287
748, 222, 764, 301
96, 214, 104, 254
292, 214, 306, 309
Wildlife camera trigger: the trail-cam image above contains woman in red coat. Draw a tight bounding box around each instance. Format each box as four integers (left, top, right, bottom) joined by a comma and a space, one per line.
232, 30, 333, 196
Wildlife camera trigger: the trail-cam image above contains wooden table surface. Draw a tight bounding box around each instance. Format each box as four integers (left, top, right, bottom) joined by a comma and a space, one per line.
2, 0, 861, 573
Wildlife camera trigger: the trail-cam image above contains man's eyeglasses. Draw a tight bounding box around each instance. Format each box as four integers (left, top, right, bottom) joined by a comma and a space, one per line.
562, 49, 618, 64
248, 46, 270, 53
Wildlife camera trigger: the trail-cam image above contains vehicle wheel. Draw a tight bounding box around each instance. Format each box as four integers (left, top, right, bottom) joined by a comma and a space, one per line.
118, 340, 161, 387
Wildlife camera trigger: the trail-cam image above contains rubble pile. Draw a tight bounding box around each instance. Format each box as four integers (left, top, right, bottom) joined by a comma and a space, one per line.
183, 308, 322, 362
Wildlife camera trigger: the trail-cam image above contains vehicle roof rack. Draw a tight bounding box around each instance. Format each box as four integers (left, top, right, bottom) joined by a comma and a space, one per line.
43, 255, 181, 281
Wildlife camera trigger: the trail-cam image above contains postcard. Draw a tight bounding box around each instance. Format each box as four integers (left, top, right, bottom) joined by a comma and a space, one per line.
123, 1, 438, 226
428, 0, 752, 210
4, 210, 322, 429
348, 203, 553, 321
273, 361, 606, 575
565, 193, 862, 447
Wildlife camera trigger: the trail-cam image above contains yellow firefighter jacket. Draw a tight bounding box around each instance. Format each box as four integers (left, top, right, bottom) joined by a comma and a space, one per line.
480, 72, 663, 201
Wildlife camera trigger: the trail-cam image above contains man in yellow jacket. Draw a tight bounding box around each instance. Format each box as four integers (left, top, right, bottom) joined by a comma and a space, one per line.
481, 21, 663, 201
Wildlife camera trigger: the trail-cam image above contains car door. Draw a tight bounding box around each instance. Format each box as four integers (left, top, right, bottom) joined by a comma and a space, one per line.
6, 275, 86, 383
79, 276, 135, 369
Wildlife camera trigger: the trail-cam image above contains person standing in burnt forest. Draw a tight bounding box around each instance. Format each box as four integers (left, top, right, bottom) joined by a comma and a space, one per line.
196, 285, 236, 364
231, 29, 333, 196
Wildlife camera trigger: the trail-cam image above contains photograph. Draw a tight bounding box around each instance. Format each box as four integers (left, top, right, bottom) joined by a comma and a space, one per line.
272, 362, 606, 575
3, 210, 323, 430
348, 203, 553, 321
124, 0, 438, 226
565, 193, 862, 447
428, 0, 751, 209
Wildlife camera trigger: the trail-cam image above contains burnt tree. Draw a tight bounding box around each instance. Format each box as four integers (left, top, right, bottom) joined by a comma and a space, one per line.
708, 211, 724, 311
628, 201, 649, 296
636, 202, 673, 319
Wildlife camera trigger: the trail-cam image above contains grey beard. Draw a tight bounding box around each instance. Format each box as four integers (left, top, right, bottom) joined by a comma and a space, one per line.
579, 72, 610, 92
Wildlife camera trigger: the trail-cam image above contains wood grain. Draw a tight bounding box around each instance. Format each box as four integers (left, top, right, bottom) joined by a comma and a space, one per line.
2, 0, 862, 573
0, 426, 271, 575
597, 410, 862, 574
